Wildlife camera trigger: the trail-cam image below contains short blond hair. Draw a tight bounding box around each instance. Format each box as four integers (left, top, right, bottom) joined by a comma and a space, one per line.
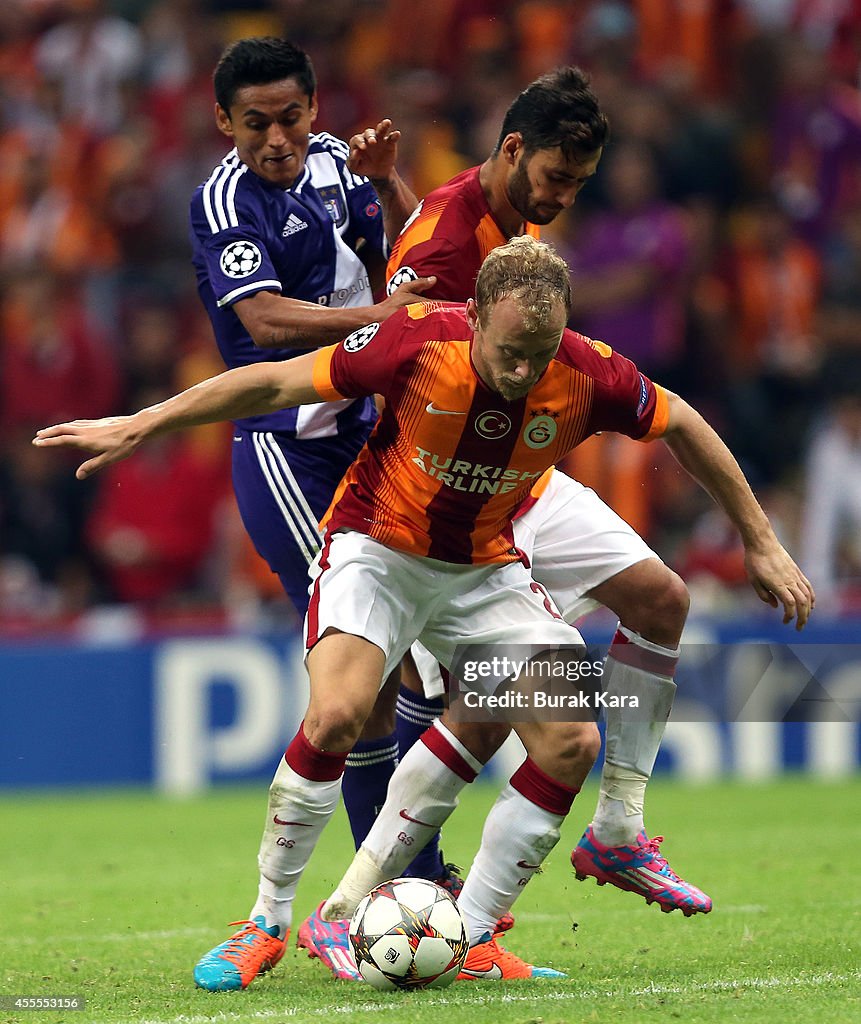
474, 236, 572, 331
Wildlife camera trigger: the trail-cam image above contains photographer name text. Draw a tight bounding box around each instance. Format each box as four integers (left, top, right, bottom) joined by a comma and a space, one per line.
461, 690, 638, 710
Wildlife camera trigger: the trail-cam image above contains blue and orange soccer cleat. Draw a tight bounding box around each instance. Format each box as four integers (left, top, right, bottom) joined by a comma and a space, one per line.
297, 903, 361, 981
571, 825, 712, 916
193, 917, 287, 991
457, 933, 566, 980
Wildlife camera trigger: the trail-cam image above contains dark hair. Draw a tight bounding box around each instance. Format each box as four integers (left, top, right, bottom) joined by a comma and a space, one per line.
213, 37, 316, 112
495, 66, 609, 162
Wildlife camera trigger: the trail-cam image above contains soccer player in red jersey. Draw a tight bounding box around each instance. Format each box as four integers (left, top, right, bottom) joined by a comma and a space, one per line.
351, 66, 613, 935
34, 237, 813, 980
384, 67, 603, 296
360, 66, 721, 950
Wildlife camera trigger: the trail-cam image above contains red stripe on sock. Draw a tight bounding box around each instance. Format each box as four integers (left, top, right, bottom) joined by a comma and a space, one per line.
609, 629, 678, 678
510, 757, 578, 816
420, 724, 478, 783
285, 723, 349, 781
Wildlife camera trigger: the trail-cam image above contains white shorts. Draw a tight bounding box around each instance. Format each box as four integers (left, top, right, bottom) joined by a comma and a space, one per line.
414, 468, 659, 697
305, 530, 584, 694
516, 468, 659, 621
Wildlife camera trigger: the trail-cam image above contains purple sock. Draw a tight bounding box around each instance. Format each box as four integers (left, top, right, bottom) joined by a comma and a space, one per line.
341, 734, 399, 848
396, 686, 446, 879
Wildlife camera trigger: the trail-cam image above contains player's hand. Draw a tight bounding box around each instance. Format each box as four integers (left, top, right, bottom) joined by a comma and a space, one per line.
32, 416, 141, 480
744, 542, 816, 630
375, 275, 437, 318
347, 119, 400, 181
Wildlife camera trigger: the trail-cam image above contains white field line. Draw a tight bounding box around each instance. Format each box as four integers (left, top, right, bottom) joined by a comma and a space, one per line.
1, 927, 215, 947
517, 906, 765, 921
2, 906, 774, 948
99, 971, 860, 1024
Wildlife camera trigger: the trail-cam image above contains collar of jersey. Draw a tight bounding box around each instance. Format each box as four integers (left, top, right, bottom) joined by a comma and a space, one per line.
287, 165, 311, 194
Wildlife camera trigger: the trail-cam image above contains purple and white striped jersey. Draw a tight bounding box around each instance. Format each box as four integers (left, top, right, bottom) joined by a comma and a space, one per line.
189, 131, 385, 438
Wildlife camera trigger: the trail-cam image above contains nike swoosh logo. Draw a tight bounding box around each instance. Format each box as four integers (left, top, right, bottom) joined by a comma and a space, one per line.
426, 403, 465, 416
399, 808, 435, 828
460, 962, 504, 979
516, 859, 541, 869
273, 815, 312, 826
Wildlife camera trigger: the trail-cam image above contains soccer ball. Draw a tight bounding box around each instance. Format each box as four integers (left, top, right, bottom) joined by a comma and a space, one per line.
349, 878, 469, 990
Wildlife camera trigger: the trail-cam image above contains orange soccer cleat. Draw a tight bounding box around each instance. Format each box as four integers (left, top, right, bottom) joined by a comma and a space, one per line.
457, 933, 565, 981
193, 917, 287, 991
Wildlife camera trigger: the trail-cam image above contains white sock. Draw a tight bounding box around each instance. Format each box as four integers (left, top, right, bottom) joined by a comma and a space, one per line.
457, 758, 575, 946
591, 766, 647, 847
250, 889, 293, 938
591, 627, 678, 848
251, 756, 342, 936
323, 720, 481, 921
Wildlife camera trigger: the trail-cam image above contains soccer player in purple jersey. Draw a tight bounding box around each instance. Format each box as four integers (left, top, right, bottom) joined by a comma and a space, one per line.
186, 36, 441, 987
190, 37, 430, 612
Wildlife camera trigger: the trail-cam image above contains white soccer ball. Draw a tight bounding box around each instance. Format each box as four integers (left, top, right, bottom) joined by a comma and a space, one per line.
349, 878, 469, 991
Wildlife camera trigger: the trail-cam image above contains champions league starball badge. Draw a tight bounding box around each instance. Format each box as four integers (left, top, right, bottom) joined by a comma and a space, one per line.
343, 322, 381, 352
220, 240, 262, 278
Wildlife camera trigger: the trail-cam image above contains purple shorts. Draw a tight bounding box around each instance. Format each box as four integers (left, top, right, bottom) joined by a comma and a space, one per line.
231, 427, 370, 614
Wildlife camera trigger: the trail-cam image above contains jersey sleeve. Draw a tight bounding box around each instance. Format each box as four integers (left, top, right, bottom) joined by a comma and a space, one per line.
577, 336, 670, 441
310, 310, 410, 401
189, 186, 282, 308
386, 236, 478, 302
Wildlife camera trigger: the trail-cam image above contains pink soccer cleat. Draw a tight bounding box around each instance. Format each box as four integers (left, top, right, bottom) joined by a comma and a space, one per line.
297, 902, 361, 981
571, 825, 712, 916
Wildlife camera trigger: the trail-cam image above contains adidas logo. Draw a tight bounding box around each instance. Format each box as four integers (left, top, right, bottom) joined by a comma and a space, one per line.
282, 213, 308, 237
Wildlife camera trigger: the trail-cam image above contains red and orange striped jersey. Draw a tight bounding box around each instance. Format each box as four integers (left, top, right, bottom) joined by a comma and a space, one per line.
311, 303, 669, 565
386, 166, 539, 301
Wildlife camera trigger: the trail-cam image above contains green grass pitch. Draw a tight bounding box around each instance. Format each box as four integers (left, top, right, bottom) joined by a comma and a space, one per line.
1, 776, 859, 1024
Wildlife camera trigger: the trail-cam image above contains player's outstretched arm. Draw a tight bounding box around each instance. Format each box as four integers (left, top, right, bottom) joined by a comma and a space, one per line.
660, 391, 815, 629
233, 274, 436, 350
347, 118, 419, 244
32, 355, 321, 481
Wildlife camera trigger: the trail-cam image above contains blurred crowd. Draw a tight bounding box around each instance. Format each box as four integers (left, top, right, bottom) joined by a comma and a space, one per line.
1, 0, 860, 634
